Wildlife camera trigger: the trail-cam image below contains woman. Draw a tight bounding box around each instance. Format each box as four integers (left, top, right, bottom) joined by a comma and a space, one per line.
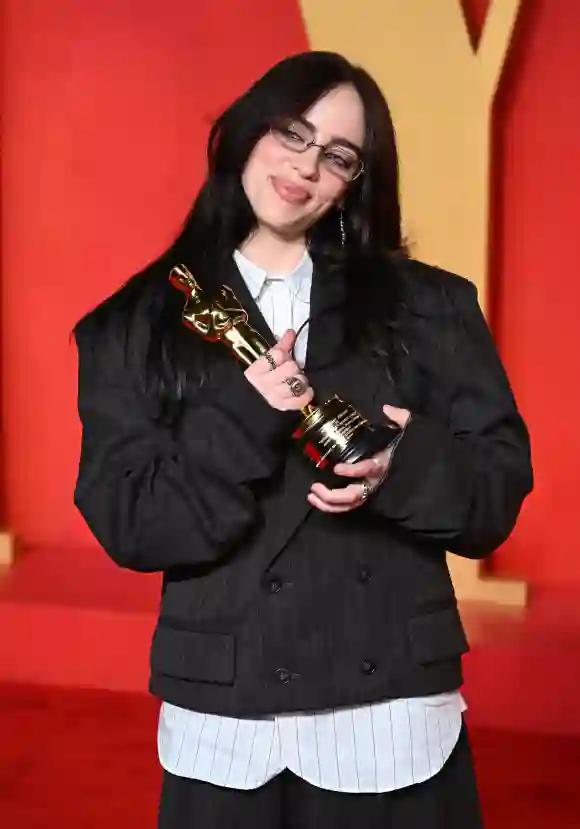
74, 51, 532, 828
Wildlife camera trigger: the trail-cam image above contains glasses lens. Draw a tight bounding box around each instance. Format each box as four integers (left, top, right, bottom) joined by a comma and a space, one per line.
321, 147, 363, 182
271, 119, 311, 151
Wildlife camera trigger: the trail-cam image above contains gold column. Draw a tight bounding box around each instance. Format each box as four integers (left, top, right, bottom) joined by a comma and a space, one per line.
300, 0, 526, 605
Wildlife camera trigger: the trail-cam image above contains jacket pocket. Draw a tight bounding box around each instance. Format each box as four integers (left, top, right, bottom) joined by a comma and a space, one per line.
150, 623, 236, 686
409, 606, 469, 665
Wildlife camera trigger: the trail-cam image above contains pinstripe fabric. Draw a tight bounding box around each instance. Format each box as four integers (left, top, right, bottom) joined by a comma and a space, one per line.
157, 251, 466, 792
158, 695, 466, 793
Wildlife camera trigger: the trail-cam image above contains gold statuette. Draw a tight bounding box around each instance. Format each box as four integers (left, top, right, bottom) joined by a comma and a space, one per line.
170, 265, 268, 366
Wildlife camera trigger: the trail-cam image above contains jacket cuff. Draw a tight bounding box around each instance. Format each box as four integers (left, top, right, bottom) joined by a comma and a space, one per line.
371, 414, 462, 519
212, 369, 298, 448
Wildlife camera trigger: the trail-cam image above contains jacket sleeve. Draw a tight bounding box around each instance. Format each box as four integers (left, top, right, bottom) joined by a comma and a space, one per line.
74, 315, 293, 573
369, 277, 533, 558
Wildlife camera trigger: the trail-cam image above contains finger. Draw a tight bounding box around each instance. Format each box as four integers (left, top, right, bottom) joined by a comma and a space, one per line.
277, 329, 297, 355
307, 491, 354, 514
267, 366, 310, 396
274, 361, 304, 381
249, 344, 298, 378
278, 387, 314, 411
267, 346, 288, 368
335, 448, 393, 478
279, 372, 309, 395
333, 458, 382, 478
310, 482, 364, 506
382, 404, 411, 428
246, 348, 285, 377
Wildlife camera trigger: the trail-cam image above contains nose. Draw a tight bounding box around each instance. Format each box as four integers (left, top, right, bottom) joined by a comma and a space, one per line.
292, 146, 321, 181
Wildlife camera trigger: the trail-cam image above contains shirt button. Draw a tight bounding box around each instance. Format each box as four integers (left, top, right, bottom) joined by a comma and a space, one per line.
275, 668, 292, 684
357, 566, 372, 584
360, 659, 377, 676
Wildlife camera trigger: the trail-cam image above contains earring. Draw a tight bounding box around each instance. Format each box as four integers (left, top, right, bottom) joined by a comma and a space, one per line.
339, 210, 346, 247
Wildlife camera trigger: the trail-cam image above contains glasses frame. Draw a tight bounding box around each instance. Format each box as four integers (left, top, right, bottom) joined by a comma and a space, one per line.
269, 119, 365, 183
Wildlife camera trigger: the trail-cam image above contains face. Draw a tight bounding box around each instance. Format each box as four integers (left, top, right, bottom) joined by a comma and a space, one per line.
241, 84, 366, 240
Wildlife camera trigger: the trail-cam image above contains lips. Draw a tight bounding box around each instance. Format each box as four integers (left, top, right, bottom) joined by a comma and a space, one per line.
270, 176, 311, 205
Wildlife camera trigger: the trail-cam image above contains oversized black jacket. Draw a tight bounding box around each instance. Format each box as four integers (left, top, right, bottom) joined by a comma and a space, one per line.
74, 254, 533, 716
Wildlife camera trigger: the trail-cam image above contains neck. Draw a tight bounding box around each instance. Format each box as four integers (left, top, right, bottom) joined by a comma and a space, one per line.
239, 226, 307, 274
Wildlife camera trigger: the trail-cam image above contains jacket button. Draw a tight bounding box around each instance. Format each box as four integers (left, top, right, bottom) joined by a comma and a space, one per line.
268, 578, 283, 594
275, 668, 292, 684
360, 659, 377, 676
357, 566, 372, 583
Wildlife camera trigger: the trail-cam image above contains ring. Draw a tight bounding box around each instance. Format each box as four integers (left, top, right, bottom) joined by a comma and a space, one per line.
264, 351, 277, 371
359, 480, 373, 502
286, 376, 307, 397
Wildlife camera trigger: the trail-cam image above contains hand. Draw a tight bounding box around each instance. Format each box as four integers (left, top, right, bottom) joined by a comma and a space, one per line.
244, 329, 315, 412
308, 405, 411, 513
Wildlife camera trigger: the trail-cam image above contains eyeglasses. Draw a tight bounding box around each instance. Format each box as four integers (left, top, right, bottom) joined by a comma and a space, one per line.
270, 118, 365, 183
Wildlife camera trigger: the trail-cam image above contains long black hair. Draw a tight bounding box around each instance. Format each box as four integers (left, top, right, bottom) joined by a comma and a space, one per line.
87, 51, 409, 420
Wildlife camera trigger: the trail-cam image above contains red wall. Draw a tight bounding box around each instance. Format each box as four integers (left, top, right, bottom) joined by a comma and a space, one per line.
1, 0, 307, 550
486, 1, 580, 586
2, 0, 580, 588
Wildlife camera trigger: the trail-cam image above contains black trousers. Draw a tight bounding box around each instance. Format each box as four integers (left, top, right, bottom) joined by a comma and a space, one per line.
157, 722, 484, 828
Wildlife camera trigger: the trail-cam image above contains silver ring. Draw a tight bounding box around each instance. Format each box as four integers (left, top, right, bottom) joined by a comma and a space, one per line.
264, 351, 277, 371
359, 480, 372, 502
286, 376, 307, 397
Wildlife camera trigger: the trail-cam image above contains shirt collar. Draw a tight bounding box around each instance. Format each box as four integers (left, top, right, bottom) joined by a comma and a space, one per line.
233, 248, 313, 301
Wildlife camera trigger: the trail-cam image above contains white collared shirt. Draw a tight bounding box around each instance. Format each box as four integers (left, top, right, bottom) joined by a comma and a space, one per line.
233, 247, 312, 367
158, 249, 466, 792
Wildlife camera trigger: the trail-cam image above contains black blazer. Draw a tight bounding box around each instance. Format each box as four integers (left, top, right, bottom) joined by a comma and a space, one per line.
74, 254, 533, 717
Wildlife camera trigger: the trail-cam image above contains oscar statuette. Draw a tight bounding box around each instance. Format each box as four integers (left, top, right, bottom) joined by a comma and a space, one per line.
169, 264, 400, 476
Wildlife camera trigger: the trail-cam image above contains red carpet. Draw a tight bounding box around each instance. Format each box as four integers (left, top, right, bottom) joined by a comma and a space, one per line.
2, 550, 580, 824
0, 683, 160, 828
1, 682, 580, 828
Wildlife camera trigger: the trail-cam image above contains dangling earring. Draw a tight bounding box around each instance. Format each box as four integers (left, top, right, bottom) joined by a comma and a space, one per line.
339, 210, 346, 247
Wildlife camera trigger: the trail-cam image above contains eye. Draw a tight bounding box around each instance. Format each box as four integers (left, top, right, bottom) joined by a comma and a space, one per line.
271, 119, 310, 148
278, 122, 309, 144
284, 127, 305, 142
324, 150, 357, 171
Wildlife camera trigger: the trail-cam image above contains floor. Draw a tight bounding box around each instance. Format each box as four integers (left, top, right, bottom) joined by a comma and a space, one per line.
1, 682, 579, 827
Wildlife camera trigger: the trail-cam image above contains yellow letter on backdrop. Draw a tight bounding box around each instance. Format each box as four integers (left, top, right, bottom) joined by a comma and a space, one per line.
300, 0, 526, 604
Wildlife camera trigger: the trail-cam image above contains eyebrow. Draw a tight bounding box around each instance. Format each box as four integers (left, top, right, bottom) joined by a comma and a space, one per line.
297, 116, 364, 155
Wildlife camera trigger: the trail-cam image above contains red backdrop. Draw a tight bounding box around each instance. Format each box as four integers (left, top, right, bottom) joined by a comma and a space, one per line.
481, 0, 580, 586
1, 0, 308, 550
2, 0, 579, 588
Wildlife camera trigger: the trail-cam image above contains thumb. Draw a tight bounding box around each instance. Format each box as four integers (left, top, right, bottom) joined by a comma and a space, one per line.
383, 404, 411, 428
277, 329, 297, 354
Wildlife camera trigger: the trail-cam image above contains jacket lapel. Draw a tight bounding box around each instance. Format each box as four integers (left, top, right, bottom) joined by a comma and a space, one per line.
260, 257, 351, 568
